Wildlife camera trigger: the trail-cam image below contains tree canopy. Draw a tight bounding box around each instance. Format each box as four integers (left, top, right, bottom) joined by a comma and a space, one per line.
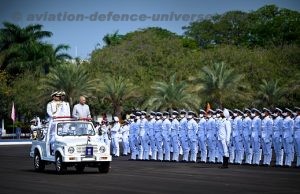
0, 4, 299, 129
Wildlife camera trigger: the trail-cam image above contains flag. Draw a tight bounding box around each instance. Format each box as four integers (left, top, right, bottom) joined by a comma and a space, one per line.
11, 102, 16, 122
206, 102, 211, 113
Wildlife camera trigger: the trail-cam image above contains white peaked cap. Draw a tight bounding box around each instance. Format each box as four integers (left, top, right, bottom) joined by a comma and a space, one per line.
223, 108, 230, 119
114, 116, 119, 122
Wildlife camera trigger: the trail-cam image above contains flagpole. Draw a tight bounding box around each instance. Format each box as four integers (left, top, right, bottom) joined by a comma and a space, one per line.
12, 120, 14, 139
11, 102, 16, 139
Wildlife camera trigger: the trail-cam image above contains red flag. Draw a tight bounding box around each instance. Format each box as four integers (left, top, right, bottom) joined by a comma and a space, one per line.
11, 102, 16, 122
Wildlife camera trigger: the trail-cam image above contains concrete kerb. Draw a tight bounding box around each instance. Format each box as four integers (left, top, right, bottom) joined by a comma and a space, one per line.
0, 140, 32, 145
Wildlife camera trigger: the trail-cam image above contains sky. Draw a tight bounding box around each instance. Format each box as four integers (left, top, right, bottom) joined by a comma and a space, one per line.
0, 0, 299, 59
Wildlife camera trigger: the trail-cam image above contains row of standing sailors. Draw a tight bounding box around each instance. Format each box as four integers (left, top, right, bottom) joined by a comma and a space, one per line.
97, 107, 300, 167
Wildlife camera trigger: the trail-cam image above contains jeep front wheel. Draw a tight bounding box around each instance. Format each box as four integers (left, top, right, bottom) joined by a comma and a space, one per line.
55, 154, 67, 174
34, 152, 45, 172
98, 162, 110, 173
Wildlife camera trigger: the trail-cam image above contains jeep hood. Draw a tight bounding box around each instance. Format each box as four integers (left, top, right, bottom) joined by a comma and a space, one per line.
56, 136, 101, 146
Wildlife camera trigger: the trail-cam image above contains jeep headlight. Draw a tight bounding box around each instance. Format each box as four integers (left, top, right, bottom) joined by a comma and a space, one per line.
68, 147, 75, 154
99, 146, 106, 153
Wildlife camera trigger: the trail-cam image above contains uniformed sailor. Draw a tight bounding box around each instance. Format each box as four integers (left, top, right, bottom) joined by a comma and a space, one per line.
228, 110, 235, 164
138, 111, 148, 160
215, 109, 223, 163
30, 117, 41, 140
147, 111, 156, 160
179, 110, 188, 162
110, 116, 121, 157
232, 109, 244, 164
100, 121, 111, 149
197, 109, 207, 163
129, 113, 138, 160
282, 108, 294, 167
251, 108, 262, 165
120, 120, 130, 156
186, 111, 198, 162
58, 91, 71, 117
272, 107, 284, 166
206, 109, 217, 163
261, 108, 273, 166
218, 109, 232, 169
170, 110, 180, 162
215, 109, 224, 163
161, 111, 172, 161
294, 107, 300, 167
46, 91, 63, 119
141, 111, 151, 160
154, 112, 163, 161
242, 108, 253, 165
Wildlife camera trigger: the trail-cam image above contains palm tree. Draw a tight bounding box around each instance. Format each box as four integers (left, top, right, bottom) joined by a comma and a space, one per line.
102, 31, 123, 46
0, 22, 53, 73
96, 76, 140, 117
53, 44, 72, 61
144, 74, 199, 111
286, 72, 300, 107
40, 63, 97, 106
42, 44, 72, 74
255, 79, 286, 108
192, 62, 245, 108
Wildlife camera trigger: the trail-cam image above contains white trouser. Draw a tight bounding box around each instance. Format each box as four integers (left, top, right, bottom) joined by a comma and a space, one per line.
171, 135, 179, 161
111, 137, 120, 156
122, 136, 129, 155
207, 136, 217, 162
273, 136, 283, 165
261, 138, 272, 165
283, 137, 293, 166
251, 137, 261, 165
198, 137, 207, 162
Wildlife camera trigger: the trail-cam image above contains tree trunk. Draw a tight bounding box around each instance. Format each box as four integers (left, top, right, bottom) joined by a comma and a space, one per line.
114, 103, 122, 118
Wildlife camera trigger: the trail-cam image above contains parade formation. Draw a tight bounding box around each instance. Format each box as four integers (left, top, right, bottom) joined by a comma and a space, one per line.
97, 106, 300, 169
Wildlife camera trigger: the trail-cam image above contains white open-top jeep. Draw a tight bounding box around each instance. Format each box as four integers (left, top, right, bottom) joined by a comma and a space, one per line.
30, 117, 112, 174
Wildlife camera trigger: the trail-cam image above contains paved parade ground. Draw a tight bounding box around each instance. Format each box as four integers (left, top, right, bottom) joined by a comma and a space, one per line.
0, 145, 299, 194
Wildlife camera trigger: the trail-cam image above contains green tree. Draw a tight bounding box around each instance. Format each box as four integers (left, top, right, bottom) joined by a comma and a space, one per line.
0, 70, 12, 119
248, 5, 300, 47
96, 76, 140, 117
144, 74, 199, 111
255, 79, 286, 108
42, 44, 72, 74
102, 31, 124, 46
12, 71, 44, 119
183, 5, 300, 48
0, 22, 53, 74
40, 63, 97, 106
192, 62, 246, 108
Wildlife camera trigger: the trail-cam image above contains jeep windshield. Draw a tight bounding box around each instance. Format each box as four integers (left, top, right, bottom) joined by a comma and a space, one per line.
56, 122, 95, 136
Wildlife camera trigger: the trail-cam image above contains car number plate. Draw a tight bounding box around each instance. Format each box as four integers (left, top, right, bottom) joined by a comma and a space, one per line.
85, 146, 93, 157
